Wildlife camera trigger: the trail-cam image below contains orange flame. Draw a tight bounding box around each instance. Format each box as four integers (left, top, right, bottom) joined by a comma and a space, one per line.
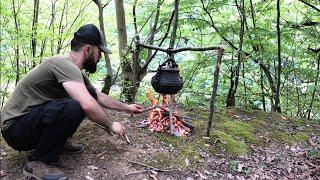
147, 91, 158, 106
141, 91, 192, 136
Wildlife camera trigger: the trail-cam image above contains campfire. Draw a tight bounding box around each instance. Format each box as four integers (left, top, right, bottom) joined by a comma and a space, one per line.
139, 91, 194, 136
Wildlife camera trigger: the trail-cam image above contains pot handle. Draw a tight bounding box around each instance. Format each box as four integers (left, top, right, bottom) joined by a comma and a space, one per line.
159, 57, 178, 69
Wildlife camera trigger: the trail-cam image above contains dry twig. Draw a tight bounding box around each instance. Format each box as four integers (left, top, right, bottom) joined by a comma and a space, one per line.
124, 169, 155, 176
126, 159, 176, 172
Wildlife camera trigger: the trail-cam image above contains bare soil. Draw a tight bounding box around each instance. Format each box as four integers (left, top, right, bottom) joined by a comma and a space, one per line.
1, 109, 319, 180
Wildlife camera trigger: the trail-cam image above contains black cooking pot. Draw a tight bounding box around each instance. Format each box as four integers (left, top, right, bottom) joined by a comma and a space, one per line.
151, 57, 183, 94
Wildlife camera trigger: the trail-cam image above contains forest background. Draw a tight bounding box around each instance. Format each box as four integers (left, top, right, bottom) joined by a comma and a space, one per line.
0, 0, 319, 121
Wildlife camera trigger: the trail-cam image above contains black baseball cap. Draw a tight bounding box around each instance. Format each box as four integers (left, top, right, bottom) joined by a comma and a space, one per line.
73, 24, 112, 54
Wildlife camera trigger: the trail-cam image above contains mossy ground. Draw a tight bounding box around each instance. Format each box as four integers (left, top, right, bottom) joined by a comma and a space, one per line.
150, 107, 318, 170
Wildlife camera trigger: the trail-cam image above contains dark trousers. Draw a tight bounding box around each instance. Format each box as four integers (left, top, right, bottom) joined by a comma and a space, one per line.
1, 99, 85, 163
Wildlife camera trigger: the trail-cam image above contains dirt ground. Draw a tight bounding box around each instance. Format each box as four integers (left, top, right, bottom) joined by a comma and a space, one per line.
1, 109, 319, 180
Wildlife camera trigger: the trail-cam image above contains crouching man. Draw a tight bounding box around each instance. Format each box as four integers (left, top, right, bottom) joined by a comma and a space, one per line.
0, 24, 142, 180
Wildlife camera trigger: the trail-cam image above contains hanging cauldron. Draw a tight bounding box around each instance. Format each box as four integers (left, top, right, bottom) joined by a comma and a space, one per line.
151, 57, 183, 94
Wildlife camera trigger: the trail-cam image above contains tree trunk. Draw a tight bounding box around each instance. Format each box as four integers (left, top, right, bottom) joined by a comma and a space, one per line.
39, 0, 57, 62
169, 0, 180, 49
50, 0, 55, 56
115, 0, 133, 102
12, 0, 20, 85
226, 0, 244, 107
146, 0, 161, 63
31, 0, 39, 68
1, 80, 10, 109
307, 53, 320, 120
93, 0, 113, 95
260, 66, 266, 111
56, 1, 67, 54
275, 0, 282, 113
131, 0, 164, 102
249, 0, 275, 111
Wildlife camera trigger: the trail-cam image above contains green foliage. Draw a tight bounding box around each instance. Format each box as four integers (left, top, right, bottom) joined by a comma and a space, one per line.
229, 160, 238, 172
307, 147, 320, 159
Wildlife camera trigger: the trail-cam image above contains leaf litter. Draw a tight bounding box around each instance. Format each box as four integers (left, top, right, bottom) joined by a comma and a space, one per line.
0, 109, 319, 179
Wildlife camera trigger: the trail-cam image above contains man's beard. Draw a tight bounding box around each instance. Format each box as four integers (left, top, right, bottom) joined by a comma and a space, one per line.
83, 54, 97, 73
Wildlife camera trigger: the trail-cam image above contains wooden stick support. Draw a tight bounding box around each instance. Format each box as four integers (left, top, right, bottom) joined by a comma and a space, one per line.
169, 102, 174, 135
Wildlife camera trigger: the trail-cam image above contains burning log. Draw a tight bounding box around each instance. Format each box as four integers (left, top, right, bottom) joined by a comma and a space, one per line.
140, 91, 193, 136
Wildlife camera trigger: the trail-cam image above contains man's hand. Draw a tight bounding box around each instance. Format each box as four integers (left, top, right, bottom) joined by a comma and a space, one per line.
110, 122, 125, 137
126, 104, 143, 114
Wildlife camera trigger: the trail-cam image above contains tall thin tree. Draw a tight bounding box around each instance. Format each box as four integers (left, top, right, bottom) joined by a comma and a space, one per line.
226, 0, 245, 107
31, 0, 40, 68
93, 0, 113, 95
275, 0, 282, 113
115, 0, 133, 102
12, 0, 20, 85
307, 53, 320, 119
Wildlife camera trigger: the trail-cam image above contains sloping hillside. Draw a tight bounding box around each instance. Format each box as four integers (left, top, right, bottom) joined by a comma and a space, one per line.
1, 108, 319, 179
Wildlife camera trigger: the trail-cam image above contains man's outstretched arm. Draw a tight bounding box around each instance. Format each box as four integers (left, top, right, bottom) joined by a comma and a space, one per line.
96, 91, 143, 114
62, 81, 125, 136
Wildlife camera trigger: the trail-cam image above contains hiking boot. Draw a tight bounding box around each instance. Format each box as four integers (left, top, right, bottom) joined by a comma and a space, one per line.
23, 160, 67, 180
63, 141, 84, 154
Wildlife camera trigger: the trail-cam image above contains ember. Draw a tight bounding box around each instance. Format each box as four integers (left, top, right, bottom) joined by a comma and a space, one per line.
139, 91, 194, 136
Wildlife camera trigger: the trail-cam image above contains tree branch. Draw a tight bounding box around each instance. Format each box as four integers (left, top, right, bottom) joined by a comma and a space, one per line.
137, 41, 225, 53
298, 0, 320, 13
308, 47, 320, 53
141, 10, 175, 71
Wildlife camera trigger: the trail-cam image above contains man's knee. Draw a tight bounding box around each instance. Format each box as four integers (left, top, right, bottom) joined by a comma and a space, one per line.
63, 99, 85, 120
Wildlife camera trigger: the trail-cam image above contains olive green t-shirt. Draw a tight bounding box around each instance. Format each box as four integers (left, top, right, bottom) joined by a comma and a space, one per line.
0, 54, 94, 130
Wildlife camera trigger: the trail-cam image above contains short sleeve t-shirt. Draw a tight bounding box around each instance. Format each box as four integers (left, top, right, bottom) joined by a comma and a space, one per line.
0, 54, 95, 130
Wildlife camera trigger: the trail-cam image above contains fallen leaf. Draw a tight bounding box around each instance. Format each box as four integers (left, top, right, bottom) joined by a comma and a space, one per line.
0, 151, 7, 156
290, 146, 297, 153
237, 163, 244, 172
227, 173, 234, 179
151, 170, 158, 175
196, 170, 207, 179
199, 151, 209, 158
149, 174, 158, 180
85, 176, 94, 180
234, 115, 240, 118
266, 155, 275, 163
308, 138, 317, 146
87, 165, 98, 170
0, 170, 7, 178
204, 170, 211, 175
185, 158, 190, 166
